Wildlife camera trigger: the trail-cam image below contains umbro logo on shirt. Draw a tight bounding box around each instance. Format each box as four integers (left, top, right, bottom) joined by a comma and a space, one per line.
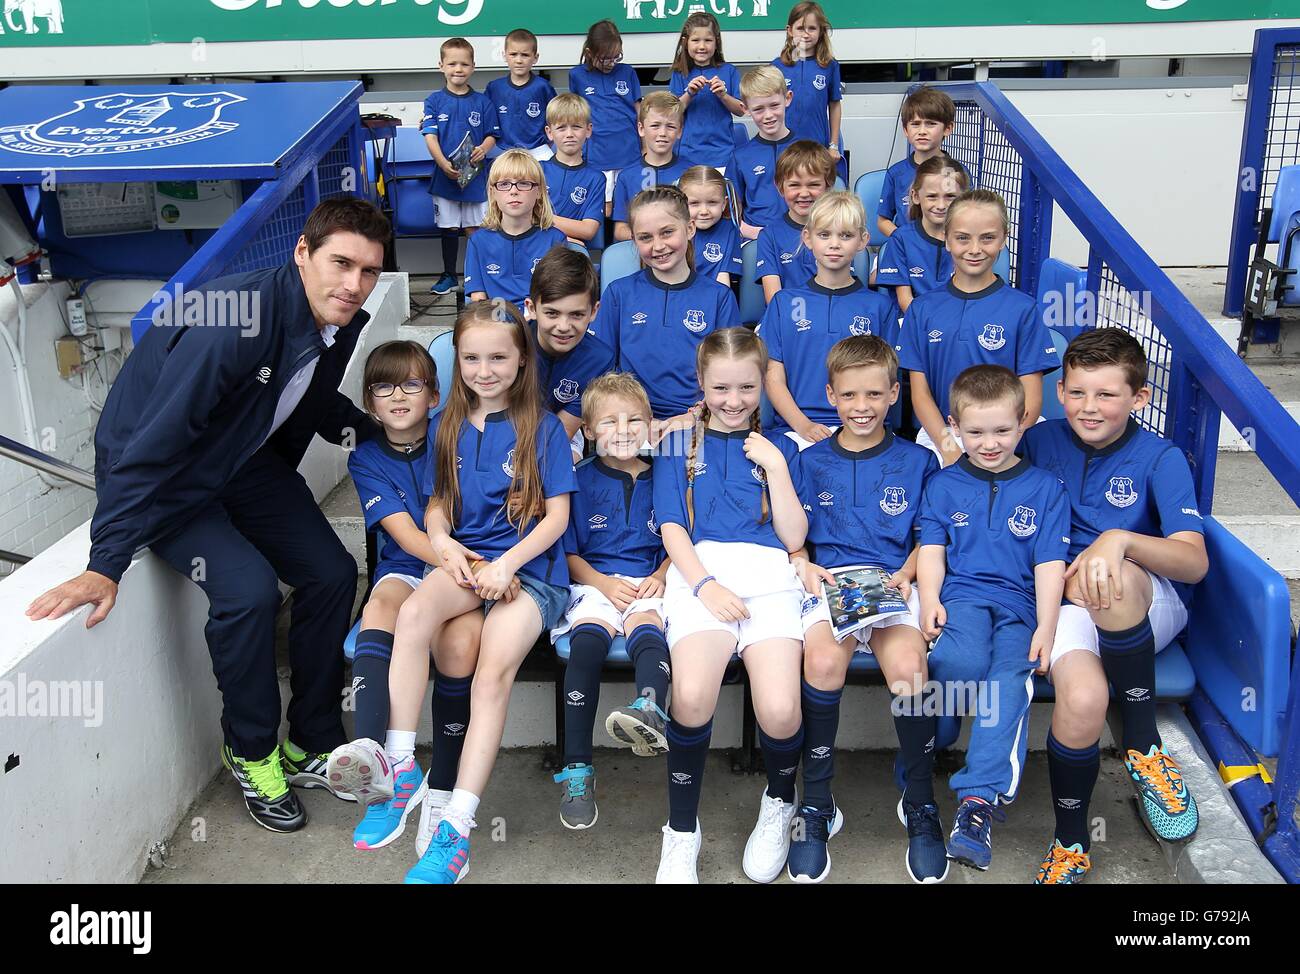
583, 86, 596, 95
796, 318, 812, 332
364, 495, 381, 511
256, 366, 272, 384
632, 312, 648, 325
437, 113, 449, 122
486, 263, 501, 274
1182, 508, 1203, 518
909, 266, 925, 278
589, 514, 608, 530
817, 490, 834, 506
928, 329, 943, 343
779, 251, 794, 263
498, 104, 508, 113
690, 460, 707, 477
950, 511, 970, 526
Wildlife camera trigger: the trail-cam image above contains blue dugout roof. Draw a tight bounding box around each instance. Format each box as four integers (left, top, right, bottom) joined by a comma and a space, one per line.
0, 81, 363, 184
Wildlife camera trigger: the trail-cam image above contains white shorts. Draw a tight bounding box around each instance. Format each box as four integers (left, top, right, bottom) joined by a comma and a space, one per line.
527, 144, 554, 161
603, 169, 619, 203
432, 197, 488, 230
782, 429, 820, 452
662, 541, 804, 653
801, 585, 922, 651
1048, 570, 1188, 669
374, 571, 423, 591
915, 424, 961, 463
550, 574, 665, 639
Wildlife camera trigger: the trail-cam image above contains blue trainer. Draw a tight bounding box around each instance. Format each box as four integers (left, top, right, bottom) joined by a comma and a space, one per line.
352, 757, 426, 850
785, 804, 844, 884
946, 797, 1004, 871
429, 272, 457, 295
405, 820, 471, 884
897, 798, 949, 883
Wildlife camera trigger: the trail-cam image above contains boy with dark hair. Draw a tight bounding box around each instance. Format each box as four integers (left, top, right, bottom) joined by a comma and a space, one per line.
1022, 328, 1208, 884
878, 86, 958, 239
486, 28, 557, 161
755, 139, 836, 301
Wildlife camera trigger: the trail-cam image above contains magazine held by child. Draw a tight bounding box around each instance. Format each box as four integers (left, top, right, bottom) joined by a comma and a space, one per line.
451, 131, 482, 189
823, 566, 910, 641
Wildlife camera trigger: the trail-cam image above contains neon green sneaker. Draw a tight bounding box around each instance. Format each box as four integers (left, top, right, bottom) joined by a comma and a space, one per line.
281, 740, 357, 802
222, 744, 307, 833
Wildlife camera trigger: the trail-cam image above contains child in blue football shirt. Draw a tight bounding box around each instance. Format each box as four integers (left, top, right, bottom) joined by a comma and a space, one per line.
760, 191, 897, 448
486, 28, 556, 161
732, 66, 799, 241
550, 373, 674, 830
899, 190, 1060, 466
464, 149, 567, 310
1023, 329, 1208, 884
570, 19, 642, 217
680, 165, 742, 286
541, 93, 607, 246
785, 336, 943, 884
878, 86, 958, 239
756, 140, 836, 301
916, 365, 1068, 873
669, 10, 745, 172
612, 92, 694, 241
773, 2, 845, 181
422, 37, 500, 297
876, 156, 968, 312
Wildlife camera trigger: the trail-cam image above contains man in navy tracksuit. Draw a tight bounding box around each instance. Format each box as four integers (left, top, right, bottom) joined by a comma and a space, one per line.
27, 199, 389, 833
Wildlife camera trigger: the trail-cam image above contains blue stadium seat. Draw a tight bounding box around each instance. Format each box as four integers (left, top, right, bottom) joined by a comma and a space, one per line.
1267, 165, 1300, 306
565, 241, 590, 258
833, 175, 847, 192
852, 248, 872, 284
599, 240, 640, 295
427, 330, 454, 414
390, 127, 439, 238
1040, 327, 1069, 421
732, 121, 749, 148
739, 239, 765, 325
853, 170, 888, 249
1036, 257, 1090, 338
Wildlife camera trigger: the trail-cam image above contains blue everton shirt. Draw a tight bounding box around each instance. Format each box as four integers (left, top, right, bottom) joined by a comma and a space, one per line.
542, 157, 607, 226
420, 87, 500, 202
758, 279, 899, 429
464, 225, 568, 309
730, 131, 798, 230
669, 62, 743, 168
918, 456, 1071, 627
564, 457, 663, 578
532, 324, 616, 419
876, 220, 952, 297
422, 409, 577, 586
486, 74, 556, 151
349, 438, 431, 580
569, 63, 642, 171
756, 214, 817, 290
1021, 417, 1205, 604
693, 219, 743, 282
653, 427, 800, 550
593, 268, 741, 419
793, 431, 939, 572
611, 154, 695, 224
879, 155, 969, 224
898, 278, 1060, 420
771, 57, 842, 148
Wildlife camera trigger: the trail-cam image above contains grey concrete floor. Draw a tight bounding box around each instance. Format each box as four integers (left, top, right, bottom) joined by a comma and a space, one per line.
142, 746, 1172, 885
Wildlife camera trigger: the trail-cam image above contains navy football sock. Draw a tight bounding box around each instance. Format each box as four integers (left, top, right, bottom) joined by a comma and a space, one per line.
428, 669, 471, 791
350, 629, 393, 744
563, 624, 611, 765
799, 680, 842, 810
439, 232, 459, 279
666, 717, 713, 833
893, 691, 937, 806
626, 623, 671, 711
1098, 618, 1159, 754
1046, 731, 1100, 852
759, 724, 804, 804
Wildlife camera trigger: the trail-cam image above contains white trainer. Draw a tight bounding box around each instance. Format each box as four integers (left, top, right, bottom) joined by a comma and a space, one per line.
656, 821, 702, 884
742, 788, 798, 883
415, 779, 453, 858
326, 738, 394, 804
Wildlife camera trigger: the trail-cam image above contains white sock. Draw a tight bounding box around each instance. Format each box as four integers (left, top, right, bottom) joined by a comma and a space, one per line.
384, 730, 417, 765
444, 788, 480, 836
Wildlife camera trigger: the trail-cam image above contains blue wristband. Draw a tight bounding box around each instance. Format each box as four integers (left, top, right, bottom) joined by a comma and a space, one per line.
692, 575, 716, 597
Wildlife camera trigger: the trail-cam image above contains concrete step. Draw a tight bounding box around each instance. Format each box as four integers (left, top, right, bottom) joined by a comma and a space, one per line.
1212, 450, 1300, 578
1166, 266, 1300, 360
1218, 360, 1300, 452
321, 479, 366, 576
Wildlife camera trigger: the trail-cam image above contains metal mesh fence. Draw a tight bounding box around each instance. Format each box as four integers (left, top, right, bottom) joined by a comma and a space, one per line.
950, 101, 1023, 287
1095, 264, 1174, 437
316, 132, 355, 201
221, 181, 307, 276
1258, 44, 1300, 222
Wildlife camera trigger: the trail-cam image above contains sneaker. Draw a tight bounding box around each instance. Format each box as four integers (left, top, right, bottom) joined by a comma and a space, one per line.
946, 797, 1004, 871
898, 797, 949, 883
554, 763, 598, 830
221, 744, 307, 833
1125, 745, 1199, 842
326, 738, 394, 804
405, 819, 472, 885
415, 778, 452, 858
352, 757, 427, 850
742, 788, 798, 884
281, 741, 357, 802
1034, 839, 1092, 885
429, 272, 457, 295
785, 804, 844, 884
605, 696, 669, 756
656, 821, 702, 884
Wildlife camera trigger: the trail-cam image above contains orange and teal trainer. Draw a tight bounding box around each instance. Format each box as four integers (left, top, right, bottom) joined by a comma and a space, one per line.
1034, 839, 1092, 885
1126, 745, 1198, 842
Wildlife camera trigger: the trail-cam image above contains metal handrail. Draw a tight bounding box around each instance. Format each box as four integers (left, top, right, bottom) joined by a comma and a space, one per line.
0, 432, 96, 491
0, 548, 31, 565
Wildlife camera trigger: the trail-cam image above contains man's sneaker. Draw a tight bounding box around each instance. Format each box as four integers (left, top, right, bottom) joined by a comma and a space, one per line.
429, 273, 457, 295
221, 744, 307, 833
786, 804, 844, 884
898, 798, 949, 883
1034, 839, 1092, 885
326, 738, 394, 804
415, 778, 452, 858
281, 741, 357, 802
353, 756, 427, 850
1125, 745, 1199, 842
405, 820, 472, 885
742, 788, 798, 883
946, 797, 1004, 871
656, 821, 702, 884
553, 763, 598, 830
605, 696, 669, 756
